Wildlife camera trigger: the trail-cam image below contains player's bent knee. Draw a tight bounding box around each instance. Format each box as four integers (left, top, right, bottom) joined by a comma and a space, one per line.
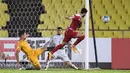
76, 33, 85, 38
33, 62, 41, 70
81, 34, 85, 40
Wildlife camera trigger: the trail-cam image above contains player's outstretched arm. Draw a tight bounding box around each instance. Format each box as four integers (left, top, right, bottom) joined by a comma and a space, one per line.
65, 16, 73, 20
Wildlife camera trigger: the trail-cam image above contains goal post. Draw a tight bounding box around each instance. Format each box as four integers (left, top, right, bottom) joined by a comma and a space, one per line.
84, 0, 90, 70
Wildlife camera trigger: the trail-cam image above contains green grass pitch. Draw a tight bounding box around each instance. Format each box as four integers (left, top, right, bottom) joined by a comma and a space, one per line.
0, 69, 130, 73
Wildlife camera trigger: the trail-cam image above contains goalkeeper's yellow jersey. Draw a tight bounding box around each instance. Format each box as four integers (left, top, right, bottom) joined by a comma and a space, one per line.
16, 40, 33, 56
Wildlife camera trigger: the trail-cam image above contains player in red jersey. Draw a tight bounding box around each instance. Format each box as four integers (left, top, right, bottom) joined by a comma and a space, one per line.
48, 8, 88, 60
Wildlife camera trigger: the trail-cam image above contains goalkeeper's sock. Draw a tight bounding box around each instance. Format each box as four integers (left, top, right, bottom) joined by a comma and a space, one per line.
73, 35, 85, 46
45, 60, 50, 70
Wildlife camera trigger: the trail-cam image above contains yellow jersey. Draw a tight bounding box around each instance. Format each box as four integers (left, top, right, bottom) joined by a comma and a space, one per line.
16, 40, 33, 56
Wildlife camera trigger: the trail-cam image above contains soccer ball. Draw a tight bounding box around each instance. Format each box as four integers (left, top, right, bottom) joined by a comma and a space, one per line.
102, 16, 110, 23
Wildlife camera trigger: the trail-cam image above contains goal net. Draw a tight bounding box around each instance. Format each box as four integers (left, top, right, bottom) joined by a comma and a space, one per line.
0, 0, 89, 70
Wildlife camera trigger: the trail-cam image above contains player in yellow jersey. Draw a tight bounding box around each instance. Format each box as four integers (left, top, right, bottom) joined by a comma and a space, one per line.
15, 30, 47, 70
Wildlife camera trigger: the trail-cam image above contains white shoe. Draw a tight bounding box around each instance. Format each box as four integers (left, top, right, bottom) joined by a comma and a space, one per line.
19, 67, 26, 70
45, 68, 47, 70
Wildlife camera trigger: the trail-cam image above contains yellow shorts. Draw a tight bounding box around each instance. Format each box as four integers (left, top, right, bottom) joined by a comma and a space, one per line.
28, 48, 41, 69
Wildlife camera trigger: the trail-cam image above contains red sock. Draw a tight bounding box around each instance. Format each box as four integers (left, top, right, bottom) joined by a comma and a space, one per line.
51, 44, 64, 54
73, 35, 85, 46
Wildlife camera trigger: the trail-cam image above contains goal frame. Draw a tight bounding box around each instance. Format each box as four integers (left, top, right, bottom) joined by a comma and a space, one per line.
84, 0, 90, 70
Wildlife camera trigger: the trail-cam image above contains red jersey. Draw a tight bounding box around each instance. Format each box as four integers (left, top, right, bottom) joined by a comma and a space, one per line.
69, 14, 82, 30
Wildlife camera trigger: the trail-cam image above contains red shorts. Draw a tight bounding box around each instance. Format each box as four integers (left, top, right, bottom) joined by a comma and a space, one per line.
63, 28, 78, 42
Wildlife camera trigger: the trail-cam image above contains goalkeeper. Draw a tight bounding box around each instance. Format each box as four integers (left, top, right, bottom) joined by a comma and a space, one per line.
44, 27, 78, 70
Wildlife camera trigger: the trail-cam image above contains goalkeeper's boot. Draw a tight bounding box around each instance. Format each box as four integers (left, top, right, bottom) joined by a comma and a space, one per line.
47, 52, 53, 60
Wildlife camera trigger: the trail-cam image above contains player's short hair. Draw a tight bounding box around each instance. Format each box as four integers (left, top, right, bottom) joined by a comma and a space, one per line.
80, 8, 88, 14
57, 27, 63, 30
18, 30, 25, 37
